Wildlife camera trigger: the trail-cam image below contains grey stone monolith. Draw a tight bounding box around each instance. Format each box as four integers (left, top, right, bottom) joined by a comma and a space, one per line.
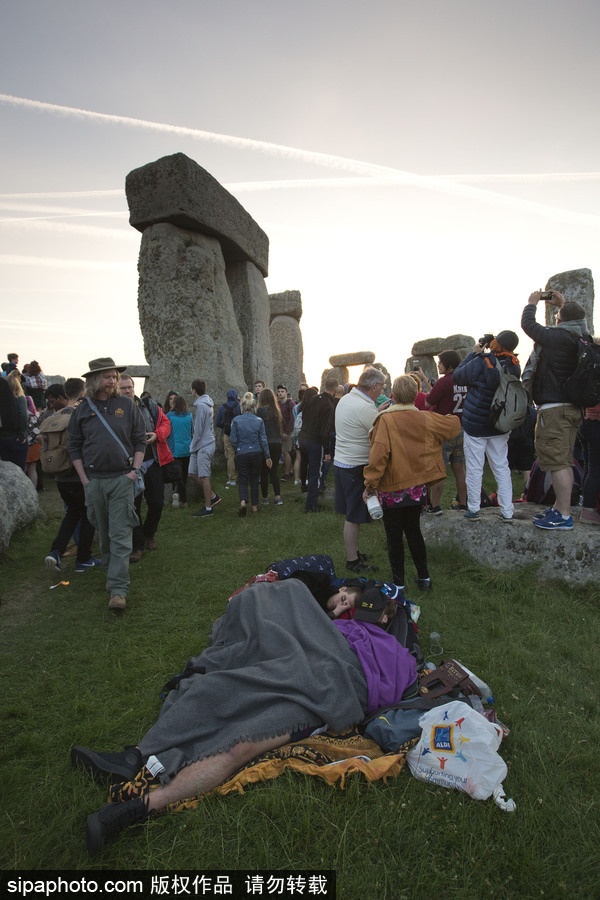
544, 268, 595, 328
226, 261, 273, 390
135, 222, 246, 411
270, 316, 304, 400
321, 366, 348, 390
270, 290, 302, 321
126, 153, 269, 276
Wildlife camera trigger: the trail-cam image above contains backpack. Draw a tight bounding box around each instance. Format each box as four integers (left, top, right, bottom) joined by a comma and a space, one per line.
562, 335, 600, 408
487, 358, 528, 433
221, 404, 236, 436
526, 458, 583, 506
39, 408, 74, 477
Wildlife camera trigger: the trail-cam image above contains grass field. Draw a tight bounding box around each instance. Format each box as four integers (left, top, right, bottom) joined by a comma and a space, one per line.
1, 467, 599, 898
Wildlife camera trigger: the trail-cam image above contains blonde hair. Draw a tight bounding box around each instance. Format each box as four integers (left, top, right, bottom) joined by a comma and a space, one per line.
392, 375, 419, 405
6, 371, 24, 398
241, 391, 256, 413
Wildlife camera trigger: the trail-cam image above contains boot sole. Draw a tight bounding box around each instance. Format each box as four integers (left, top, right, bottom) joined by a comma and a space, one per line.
86, 810, 104, 856
71, 746, 137, 784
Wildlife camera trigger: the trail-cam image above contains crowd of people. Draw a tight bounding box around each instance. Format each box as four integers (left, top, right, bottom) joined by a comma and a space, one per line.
0, 288, 598, 610
2, 286, 599, 856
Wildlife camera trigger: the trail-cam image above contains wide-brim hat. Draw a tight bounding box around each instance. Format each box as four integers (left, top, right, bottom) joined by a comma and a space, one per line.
82, 357, 127, 378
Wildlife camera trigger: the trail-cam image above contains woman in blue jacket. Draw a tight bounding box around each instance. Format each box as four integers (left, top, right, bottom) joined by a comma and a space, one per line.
453, 331, 521, 522
230, 392, 272, 516
167, 395, 193, 507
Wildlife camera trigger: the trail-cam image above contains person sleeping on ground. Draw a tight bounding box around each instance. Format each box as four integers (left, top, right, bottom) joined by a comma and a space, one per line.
72, 578, 416, 856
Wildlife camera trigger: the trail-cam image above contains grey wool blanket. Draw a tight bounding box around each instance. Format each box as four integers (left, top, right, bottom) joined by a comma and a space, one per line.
138, 579, 368, 778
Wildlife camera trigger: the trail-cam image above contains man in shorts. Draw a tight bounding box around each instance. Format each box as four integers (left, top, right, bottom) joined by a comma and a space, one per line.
189, 379, 221, 519
424, 350, 468, 512
334, 367, 385, 573
521, 290, 590, 530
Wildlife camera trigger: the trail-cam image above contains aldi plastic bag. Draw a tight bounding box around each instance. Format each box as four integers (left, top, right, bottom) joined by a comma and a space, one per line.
407, 700, 514, 807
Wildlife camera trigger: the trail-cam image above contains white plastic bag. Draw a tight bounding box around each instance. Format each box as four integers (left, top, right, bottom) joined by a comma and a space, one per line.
407, 700, 512, 803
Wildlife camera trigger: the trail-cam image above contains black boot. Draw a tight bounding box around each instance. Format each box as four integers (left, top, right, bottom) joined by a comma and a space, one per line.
86, 797, 148, 856
71, 745, 143, 783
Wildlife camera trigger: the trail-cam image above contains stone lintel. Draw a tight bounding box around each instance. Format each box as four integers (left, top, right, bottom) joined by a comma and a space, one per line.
329, 351, 376, 367
126, 153, 269, 276
269, 290, 302, 321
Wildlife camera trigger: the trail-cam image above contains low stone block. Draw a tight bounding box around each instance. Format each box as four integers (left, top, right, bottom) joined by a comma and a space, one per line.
0, 462, 39, 550
126, 153, 269, 276
329, 351, 376, 367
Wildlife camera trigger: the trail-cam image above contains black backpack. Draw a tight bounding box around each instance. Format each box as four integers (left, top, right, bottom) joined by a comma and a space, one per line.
563, 334, 600, 408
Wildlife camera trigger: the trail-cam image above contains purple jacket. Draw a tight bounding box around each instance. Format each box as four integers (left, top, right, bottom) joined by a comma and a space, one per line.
334, 619, 417, 713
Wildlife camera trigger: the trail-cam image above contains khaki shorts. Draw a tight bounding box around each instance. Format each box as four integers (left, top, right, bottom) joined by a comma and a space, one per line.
281, 434, 293, 453
534, 405, 582, 471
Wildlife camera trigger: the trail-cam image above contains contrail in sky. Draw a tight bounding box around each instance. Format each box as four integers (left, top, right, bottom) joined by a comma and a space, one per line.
0, 254, 132, 270
3, 92, 600, 226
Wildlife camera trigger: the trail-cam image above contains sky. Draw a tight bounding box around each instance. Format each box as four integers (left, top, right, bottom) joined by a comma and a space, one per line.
1, 0, 599, 392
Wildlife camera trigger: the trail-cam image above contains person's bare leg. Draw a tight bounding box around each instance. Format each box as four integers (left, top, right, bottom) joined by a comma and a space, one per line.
429, 479, 445, 508
344, 520, 359, 562
199, 475, 213, 508
147, 733, 290, 812
451, 460, 467, 506
551, 467, 574, 516
283, 450, 292, 476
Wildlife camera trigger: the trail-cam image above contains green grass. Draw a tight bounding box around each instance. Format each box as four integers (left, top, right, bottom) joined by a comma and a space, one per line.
1, 468, 599, 898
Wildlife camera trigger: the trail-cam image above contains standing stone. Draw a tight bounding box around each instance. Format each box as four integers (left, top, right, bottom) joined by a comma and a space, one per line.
321, 366, 348, 391
226, 261, 273, 389
545, 268, 595, 328
270, 291, 304, 398
270, 316, 304, 400
136, 223, 246, 410
406, 334, 475, 383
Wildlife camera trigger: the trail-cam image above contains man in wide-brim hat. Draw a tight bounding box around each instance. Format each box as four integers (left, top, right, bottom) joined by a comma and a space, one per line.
67, 357, 147, 610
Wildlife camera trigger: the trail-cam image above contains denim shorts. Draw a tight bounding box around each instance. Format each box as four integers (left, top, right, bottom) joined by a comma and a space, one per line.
334, 464, 370, 524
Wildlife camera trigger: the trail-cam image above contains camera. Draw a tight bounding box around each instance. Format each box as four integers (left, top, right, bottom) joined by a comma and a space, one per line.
478, 333, 494, 348
540, 290, 553, 300
413, 359, 420, 371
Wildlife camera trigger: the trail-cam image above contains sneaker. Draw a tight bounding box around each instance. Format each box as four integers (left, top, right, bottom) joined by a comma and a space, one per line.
44, 550, 61, 571
129, 549, 144, 563
108, 594, 126, 610
281, 474, 293, 482
274, 498, 284, 506
499, 514, 513, 523
75, 557, 103, 573
533, 509, 574, 530
428, 506, 443, 516
192, 507, 213, 518
145, 539, 157, 551
210, 493, 222, 507
533, 507, 553, 521
415, 577, 432, 591
463, 511, 480, 520
172, 492, 180, 508
346, 558, 377, 573
62, 542, 78, 558
294, 480, 301, 486
86, 797, 148, 856
226, 480, 237, 487
71, 745, 143, 784
580, 508, 600, 526
261, 498, 269, 505
357, 551, 373, 562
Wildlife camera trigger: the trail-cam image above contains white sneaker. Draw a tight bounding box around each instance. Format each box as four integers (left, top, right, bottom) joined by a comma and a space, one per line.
172, 493, 180, 508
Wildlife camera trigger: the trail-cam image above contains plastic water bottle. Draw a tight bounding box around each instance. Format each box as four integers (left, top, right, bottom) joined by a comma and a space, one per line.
172, 492, 180, 508
366, 495, 383, 520
429, 632, 443, 655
